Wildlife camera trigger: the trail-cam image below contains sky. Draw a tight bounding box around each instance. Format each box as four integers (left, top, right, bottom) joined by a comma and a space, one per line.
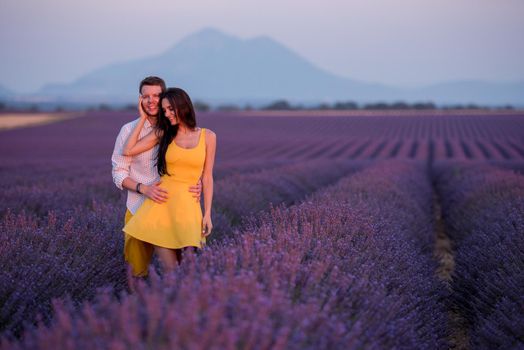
1, 0, 523, 93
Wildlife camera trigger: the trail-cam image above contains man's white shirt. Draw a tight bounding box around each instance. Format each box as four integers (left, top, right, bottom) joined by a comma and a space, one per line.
111, 118, 159, 214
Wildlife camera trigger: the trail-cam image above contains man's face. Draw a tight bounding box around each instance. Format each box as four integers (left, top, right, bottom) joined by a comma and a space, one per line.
140, 85, 162, 117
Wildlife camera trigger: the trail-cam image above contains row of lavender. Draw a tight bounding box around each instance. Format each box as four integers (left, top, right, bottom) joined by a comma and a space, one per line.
208, 111, 524, 141
434, 163, 524, 349
2, 162, 449, 349
0, 160, 354, 338
0, 158, 289, 217
212, 160, 356, 237
209, 112, 524, 162
223, 137, 524, 163
3, 111, 523, 167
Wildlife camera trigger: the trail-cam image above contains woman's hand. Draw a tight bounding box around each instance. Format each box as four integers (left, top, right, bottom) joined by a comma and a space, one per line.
121, 97, 160, 156
138, 96, 148, 120
202, 215, 213, 237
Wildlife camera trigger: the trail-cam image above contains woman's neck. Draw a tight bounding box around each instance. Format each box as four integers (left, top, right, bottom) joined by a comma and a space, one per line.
177, 124, 194, 135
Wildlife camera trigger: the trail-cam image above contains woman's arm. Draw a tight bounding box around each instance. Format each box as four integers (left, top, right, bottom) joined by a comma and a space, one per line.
202, 129, 217, 236
122, 97, 161, 156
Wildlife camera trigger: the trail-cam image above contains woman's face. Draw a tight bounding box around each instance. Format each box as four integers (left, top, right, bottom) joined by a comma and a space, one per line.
161, 98, 178, 126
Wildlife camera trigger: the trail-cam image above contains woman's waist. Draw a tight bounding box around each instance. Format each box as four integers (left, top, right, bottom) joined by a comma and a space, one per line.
160, 175, 200, 185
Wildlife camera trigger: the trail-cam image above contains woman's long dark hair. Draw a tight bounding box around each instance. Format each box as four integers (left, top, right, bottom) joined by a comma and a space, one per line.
156, 87, 197, 176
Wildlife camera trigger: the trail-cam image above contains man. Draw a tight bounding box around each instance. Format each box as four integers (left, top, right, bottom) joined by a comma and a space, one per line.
111, 76, 200, 277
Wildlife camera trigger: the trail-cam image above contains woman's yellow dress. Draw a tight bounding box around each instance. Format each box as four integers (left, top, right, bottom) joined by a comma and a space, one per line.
123, 128, 207, 252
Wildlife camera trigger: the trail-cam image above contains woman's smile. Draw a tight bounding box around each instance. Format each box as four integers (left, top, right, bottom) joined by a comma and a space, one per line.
167, 114, 177, 125
161, 98, 178, 125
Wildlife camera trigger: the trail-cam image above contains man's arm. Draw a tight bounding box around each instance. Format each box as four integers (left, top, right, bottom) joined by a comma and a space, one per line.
111, 123, 168, 203
122, 177, 168, 204
188, 178, 202, 202
111, 125, 132, 191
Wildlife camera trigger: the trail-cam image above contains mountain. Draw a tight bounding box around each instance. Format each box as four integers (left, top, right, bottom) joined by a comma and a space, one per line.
39, 28, 395, 103
38, 28, 524, 106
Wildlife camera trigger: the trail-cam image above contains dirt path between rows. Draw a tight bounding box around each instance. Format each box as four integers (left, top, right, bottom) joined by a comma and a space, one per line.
433, 191, 470, 350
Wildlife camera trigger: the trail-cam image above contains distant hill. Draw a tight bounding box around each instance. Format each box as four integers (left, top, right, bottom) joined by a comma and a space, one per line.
36, 28, 524, 106
39, 28, 396, 103
411, 80, 524, 106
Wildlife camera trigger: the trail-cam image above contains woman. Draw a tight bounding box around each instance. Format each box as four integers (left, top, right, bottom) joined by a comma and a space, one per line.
122, 87, 216, 272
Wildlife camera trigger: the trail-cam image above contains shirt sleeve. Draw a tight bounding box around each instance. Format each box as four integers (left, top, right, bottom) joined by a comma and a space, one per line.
111, 125, 132, 190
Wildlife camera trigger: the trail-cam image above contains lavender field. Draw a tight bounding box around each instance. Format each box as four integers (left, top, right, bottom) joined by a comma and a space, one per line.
1, 110, 523, 349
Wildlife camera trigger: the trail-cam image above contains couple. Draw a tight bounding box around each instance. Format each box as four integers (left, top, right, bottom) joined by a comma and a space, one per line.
111, 76, 216, 277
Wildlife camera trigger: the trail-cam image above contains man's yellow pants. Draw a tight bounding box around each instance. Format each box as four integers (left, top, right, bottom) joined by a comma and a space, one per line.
124, 209, 154, 277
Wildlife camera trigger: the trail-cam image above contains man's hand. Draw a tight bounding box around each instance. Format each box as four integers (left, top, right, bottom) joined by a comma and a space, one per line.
142, 181, 168, 203
189, 178, 202, 202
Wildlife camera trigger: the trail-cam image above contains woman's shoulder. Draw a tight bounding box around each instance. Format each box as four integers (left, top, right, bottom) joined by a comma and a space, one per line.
202, 128, 216, 146
202, 128, 216, 139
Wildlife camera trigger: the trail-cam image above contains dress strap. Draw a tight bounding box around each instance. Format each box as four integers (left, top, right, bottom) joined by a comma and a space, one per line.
199, 128, 206, 147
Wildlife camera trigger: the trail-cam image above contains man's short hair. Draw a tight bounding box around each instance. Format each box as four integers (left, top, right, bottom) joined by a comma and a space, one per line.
139, 76, 166, 94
